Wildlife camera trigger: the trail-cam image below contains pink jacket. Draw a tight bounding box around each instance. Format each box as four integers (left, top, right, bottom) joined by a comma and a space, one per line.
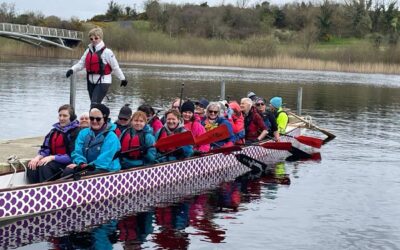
184, 120, 210, 152
150, 117, 163, 135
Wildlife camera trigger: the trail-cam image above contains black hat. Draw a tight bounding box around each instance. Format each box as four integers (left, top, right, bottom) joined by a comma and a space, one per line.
195, 98, 209, 109
118, 104, 132, 119
90, 103, 110, 119
180, 101, 195, 113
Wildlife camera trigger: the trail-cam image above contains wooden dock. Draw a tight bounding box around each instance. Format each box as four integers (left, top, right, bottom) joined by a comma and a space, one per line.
0, 137, 43, 173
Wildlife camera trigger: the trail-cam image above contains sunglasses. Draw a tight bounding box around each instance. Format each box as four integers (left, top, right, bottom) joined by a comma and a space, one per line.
89, 116, 103, 122
256, 103, 265, 106
90, 37, 99, 41
208, 110, 219, 114
118, 117, 129, 121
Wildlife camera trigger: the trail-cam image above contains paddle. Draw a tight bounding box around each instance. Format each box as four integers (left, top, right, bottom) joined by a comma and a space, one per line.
194, 124, 230, 146
288, 111, 336, 144
154, 130, 195, 151
258, 141, 293, 150
283, 134, 323, 148
202, 145, 242, 155
58, 163, 96, 181
178, 82, 184, 109
235, 153, 291, 184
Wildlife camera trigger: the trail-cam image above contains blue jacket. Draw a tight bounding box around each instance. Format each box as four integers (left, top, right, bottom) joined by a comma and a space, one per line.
72, 122, 121, 172
154, 123, 193, 162
120, 125, 157, 169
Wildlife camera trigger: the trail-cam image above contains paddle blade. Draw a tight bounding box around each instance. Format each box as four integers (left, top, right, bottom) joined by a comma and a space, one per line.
155, 131, 195, 151
194, 124, 230, 146
208, 145, 242, 155
259, 141, 292, 150
235, 153, 265, 172
295, 135, 323, 148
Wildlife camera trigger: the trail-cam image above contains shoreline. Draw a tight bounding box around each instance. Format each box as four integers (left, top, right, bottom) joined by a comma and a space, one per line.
1, 48, 399, 75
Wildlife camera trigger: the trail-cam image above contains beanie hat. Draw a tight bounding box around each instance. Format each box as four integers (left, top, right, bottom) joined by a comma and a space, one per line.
247, 91, 257, 101
118, 104, 132, 119
255, 97, 267, 104
195, 98, 209, 109
270, 97, 283, 109
180, 101, 195, 113
90, 103, 110, 119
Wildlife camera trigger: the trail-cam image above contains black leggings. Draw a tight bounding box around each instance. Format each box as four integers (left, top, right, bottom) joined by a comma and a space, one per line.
87, 81, 110, 104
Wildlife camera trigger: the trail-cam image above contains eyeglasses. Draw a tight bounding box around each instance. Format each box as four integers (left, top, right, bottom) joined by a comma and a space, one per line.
89, 116, 102, 122
208, 110, 219, 114
118, 117, 129, 121
90, 37, 99, 41
256, 103, 265, 106
172, 106, 180, 109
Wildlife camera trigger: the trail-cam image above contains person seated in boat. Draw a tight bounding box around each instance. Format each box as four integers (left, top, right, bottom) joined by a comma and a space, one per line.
194, 98, 209, 120
27, 104, 80, 183
180, 100, 210, 153
114, 104, 132, 137
161, 97, 182, 124
240, 98, 270, 143
201, 102, 235, 149
269, 96, 289, 134
247, 91, 258, 102
254, 97, 280, 141
226, 101, 245, 144
62, 103, 121, 178
79, 112, 90, 128
155, 109, 193, 162
138, 104, 163, 135
119, 111, 156, 169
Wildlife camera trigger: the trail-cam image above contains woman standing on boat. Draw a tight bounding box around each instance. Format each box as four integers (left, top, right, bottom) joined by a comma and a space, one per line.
27, 104, 80, 183
155, 109, 193, 162
201, 102, 235, 149
119, 111, 156, 169
180, 100, 210, 153
62, 104, 121, 177
65, 27, 127, 104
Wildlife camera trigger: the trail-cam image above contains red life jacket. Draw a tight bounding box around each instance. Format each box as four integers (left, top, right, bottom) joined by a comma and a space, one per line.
157, 127, 185, 153
120, 130, 146, 159
85, 47, 112, 75
115, 127, 122, 138
50, 131, 67, 155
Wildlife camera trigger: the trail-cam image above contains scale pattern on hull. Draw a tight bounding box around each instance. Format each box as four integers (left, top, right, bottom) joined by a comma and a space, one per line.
0, 128, 300, 221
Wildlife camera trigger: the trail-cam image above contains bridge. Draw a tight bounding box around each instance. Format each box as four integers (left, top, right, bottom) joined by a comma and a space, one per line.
0, 23, 84, 50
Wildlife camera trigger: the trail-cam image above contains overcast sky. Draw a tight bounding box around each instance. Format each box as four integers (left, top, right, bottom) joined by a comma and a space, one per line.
2, 0, 292, 20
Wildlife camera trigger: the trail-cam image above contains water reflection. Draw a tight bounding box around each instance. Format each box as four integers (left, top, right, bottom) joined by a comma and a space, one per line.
0, 161, 293, 250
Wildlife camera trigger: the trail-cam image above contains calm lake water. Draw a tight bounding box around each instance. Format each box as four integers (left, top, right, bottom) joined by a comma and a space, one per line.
0, 59, 399, 249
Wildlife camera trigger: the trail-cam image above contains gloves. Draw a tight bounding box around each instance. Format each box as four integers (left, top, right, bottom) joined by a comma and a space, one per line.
66, 69, 73, 78
226, 108, 234, 119
193, 150, 203, 156
172, 148, 185, 158
120, 80, 128, 87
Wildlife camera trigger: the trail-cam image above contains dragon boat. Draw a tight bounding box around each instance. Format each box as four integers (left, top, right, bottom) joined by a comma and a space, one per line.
0, 115, 330, 222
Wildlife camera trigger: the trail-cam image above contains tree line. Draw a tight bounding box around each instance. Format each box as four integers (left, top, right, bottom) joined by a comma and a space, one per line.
1, 0, 399, 46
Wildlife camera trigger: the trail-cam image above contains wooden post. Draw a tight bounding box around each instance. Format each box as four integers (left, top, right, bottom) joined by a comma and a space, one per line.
220, 81, 226, 101
69, 60, 76, 109
297, 87, 303, 116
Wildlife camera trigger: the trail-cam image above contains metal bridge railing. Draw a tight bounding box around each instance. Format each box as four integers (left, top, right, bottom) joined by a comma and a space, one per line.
0, 23, 83, 40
